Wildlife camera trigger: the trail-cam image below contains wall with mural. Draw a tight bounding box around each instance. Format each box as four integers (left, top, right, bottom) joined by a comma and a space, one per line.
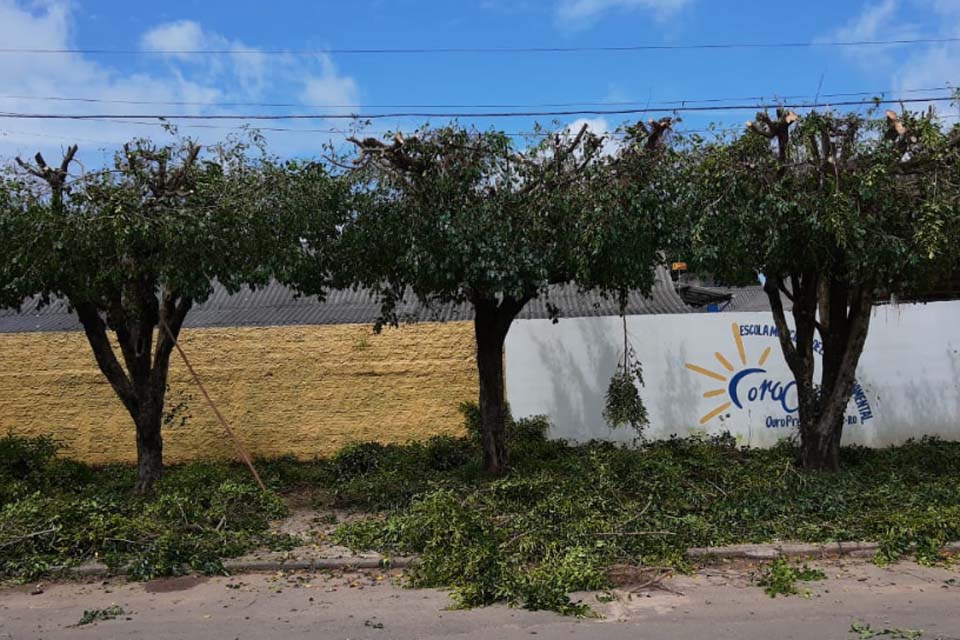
505, 301, 960, 448
0, 322, 476, 464
2, 300, 957, 465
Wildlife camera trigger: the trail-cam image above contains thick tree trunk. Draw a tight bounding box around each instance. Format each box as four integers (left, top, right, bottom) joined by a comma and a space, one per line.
134, 400, 165, 493
799, 415, 843, 472
765, 276, 872, 473
474, 306, 509, 476
471, 294, 529, 476
74, 293, 191, 493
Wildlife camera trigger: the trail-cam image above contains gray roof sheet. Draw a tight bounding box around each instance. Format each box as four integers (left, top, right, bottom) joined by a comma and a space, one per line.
718, 286, 792, 313
0, 268, 700, 334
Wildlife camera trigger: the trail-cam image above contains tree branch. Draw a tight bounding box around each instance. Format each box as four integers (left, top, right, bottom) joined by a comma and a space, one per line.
764, 276, 801, 377
74, 301, 137, 415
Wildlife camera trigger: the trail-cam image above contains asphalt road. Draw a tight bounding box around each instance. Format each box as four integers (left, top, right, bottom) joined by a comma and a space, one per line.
1, 559, 958, 639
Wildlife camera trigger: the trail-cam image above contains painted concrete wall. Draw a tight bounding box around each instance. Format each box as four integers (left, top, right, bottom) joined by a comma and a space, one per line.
505, 301, 960, 448
0, 322, 476, 464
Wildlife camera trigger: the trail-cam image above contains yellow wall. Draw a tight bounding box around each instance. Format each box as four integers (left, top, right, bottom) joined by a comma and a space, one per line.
0, 322, 477, 464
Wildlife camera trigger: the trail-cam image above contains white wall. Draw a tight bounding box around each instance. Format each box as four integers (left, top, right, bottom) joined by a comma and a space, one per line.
504, 301, 960, 447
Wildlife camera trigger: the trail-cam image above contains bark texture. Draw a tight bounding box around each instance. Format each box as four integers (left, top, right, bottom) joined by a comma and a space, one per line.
75, 292, 192, 492
472, 294, 529, 476
764, 275, 871, 471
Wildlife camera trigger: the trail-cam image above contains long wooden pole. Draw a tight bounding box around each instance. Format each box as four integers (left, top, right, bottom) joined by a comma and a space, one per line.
160, 320, 267, 492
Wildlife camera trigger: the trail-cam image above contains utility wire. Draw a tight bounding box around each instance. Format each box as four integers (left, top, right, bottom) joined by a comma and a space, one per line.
3, 36, 960, 55
0, 85, 953, 110
0, 96, 953, 121
9, 114, 958, 146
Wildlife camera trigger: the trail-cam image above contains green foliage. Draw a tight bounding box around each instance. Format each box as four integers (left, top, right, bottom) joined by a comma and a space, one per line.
73, 605, 125, 627
0, 432, 58, 475
755, 556, 826, 597
4, 430, 960, 614
603, 321, 648, 436
459, 401, 550, 448
0, 134, 346, 491
676, 108, 960, 470
330, 125, 663, 321
850, 622, 925, 639
679, 108, 960, 292
0, 134, 295, 311
603, 368, 648, 436
332, 434, 960, 614
0, 436, 293, 582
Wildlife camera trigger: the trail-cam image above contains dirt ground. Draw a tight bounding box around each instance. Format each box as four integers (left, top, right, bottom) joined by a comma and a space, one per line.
1, 558, 958, 639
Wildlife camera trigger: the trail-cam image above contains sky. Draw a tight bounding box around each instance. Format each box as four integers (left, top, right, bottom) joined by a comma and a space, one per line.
1, 0, 960, 162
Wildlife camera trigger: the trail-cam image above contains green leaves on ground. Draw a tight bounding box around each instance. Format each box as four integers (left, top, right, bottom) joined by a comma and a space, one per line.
331, 429, 960, 614
755, 556, 826, 597
0, 434, 293, 582
3, 426, 959, 615
850, 622, 925, 639
73, 605, 125, 627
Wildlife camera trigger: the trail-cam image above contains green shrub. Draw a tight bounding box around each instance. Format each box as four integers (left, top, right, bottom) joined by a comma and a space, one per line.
459, 401, 550, 446
333, 442, 389, 478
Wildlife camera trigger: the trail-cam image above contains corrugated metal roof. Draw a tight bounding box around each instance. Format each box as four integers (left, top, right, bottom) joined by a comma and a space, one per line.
718, 286, 793, 313
0, 268, 699, 334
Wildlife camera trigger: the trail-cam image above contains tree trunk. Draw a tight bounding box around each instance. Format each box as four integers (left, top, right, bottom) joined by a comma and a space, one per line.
799, 415, 843, 472
474, 306, 509, 476
471, 293, 529, 476
765, 276, 872, 473
74, 293, 191, 493
134, 400, 164, 493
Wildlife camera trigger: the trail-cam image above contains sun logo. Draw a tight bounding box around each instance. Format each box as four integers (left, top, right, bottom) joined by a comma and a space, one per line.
684, 322, 774, 425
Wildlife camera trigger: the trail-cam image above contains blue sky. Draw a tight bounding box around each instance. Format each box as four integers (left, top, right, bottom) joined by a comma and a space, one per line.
1, 0, 959, 160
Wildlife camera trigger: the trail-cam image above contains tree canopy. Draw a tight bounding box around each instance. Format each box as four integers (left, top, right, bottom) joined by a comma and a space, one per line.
2, 107, 958, 481
679, 107, 960, 469
293, 122, 674, 473
0, 134, 309, 490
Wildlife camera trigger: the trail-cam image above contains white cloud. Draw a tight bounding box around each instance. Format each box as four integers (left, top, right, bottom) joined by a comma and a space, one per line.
141, 19, 207, 59
563, 117, 622, 156
892, 1, 960, 96
827, 0, 901, 41
300, 55, 360, 112
142, 20, 277, 97
819, 1, 960, 115
555, 0, 691, 27
816, 0, 920, 68
0, 2, 361, 160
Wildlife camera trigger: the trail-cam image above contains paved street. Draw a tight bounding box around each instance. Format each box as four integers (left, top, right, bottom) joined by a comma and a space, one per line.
1, 559, 958, 639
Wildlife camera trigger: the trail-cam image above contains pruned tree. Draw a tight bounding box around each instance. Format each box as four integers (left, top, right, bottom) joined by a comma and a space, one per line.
0, 135, 302, 491
682, 108, 960, 471
321, 122, 672, 475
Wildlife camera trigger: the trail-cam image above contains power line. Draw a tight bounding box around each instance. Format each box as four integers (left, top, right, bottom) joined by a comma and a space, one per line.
2, 36, 960, 56
0, 96, 953, 122
0, 85, 953, 111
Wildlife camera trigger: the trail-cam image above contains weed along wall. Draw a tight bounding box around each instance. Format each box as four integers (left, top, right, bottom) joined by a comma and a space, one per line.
0, 322, 477, 464
505, 300, 960, 448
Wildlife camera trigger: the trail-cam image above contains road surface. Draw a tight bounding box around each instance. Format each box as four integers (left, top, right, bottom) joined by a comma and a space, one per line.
1, 559, 958, 639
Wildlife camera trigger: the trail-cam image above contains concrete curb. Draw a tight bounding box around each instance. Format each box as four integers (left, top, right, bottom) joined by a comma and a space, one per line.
62, 540, 960, 578
223, 556, 415, 572
63, 555, 414, 578
687, 540, 960, 561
